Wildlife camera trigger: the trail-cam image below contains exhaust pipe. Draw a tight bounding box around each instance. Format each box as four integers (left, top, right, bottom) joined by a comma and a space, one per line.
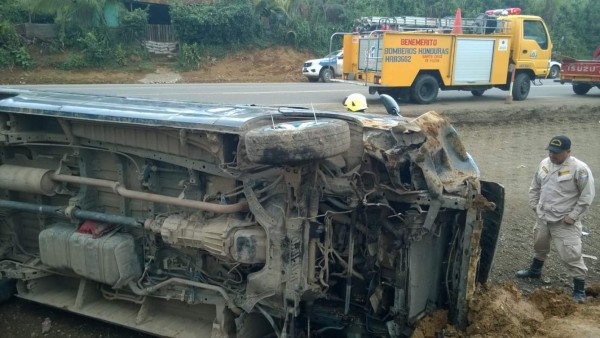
0, 165, 247, 214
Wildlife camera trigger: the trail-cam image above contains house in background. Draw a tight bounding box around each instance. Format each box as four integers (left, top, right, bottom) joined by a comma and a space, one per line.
17, 0, 217, 54
124, 0, 172, 25
124, 0, 215, 24
123, 0, 214, 54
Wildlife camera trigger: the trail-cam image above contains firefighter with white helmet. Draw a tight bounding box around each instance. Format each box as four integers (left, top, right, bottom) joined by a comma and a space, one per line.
343, 93, 368, 112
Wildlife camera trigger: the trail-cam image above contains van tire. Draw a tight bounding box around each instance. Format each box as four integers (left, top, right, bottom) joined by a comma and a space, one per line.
573, 83, 591, 95
512, 73, 531, 100
245, 119, 350, 164
410, 74, 439, 104
477, 181, 505, 284
320, 68, 333, 82
0, 279, 16, 303
236, 312, 275, 338
471, 89, 486, 97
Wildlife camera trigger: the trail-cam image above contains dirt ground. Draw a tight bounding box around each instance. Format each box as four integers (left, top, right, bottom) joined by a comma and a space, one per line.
1, 48, 600, 337
418, 107, 600, 338
1, 46, 314, 85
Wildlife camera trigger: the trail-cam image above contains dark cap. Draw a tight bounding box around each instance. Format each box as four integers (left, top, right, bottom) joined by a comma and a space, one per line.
546, 135, 571, 153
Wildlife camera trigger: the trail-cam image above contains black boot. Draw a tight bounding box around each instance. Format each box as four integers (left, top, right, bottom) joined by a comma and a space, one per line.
515, 258, 544, 278
573, 278, 586, 303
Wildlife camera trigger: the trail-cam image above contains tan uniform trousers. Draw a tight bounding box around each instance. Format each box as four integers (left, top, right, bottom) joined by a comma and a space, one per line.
533, 217, 587, 279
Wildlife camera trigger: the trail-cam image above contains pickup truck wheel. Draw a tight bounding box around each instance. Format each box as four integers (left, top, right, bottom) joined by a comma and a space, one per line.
471, 89, 486, 97
548, 65, 560, 79
307, 77, 319, 83
573, 83, 592, 95
320, 68, 333, 82
0, 279, 16, 303
245, 119, 350, 164
410, 74, 439, 104
512, 73, 531, 101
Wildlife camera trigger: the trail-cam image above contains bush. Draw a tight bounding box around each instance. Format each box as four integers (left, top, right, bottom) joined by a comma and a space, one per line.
171, 0, 258, 45
57, 53, 86, 70
119, 8, 148, 43
0, 48, 11, 68
0, 0, 29, 23
78, 31, 111, 66
0, 21, 21, 49
12, 47, 32, 69
0, 21, 33, 70
113, 43, 128, 66
177, 42, 202, 70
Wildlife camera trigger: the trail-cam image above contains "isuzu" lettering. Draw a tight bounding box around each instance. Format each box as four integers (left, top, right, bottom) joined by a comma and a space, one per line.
566, 64, 599, 74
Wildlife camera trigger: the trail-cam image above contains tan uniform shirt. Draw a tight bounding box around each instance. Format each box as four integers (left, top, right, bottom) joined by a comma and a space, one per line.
529, 156, 595, 222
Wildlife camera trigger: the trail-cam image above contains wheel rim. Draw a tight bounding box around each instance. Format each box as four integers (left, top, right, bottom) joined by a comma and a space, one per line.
323, 70, 332, 81
262, 121, 326, 132
420, 82, 435, 100
519, 80, 530, 96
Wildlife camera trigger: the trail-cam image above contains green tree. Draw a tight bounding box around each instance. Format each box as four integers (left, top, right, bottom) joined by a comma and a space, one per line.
171, 0, 257, 45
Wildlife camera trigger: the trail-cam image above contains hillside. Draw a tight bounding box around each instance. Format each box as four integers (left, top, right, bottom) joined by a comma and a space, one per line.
1, 47, 316, 85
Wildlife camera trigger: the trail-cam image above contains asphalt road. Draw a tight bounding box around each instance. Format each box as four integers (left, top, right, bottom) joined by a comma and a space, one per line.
5, 79, 599, 116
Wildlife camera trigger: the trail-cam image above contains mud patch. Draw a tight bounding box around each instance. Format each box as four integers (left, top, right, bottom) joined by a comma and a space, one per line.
413, 283, 600, 337
467, 283, 544, 337
139, 66, 181, 84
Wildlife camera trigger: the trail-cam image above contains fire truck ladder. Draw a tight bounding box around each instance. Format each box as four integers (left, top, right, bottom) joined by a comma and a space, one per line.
356, 14, 504, 34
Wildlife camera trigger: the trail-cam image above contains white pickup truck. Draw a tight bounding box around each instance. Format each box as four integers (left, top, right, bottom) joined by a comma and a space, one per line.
548, 60, 561, 79
302, 50, 343, 82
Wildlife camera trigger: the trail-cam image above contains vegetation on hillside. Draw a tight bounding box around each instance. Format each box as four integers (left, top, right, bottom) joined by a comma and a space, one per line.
0, 0, 599, 72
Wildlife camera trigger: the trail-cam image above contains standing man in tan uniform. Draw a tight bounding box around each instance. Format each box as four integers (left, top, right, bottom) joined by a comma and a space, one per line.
516, 135, 595, 302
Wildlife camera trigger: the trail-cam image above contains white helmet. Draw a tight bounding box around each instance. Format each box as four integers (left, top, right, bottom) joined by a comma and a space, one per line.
343, 93, 368, 112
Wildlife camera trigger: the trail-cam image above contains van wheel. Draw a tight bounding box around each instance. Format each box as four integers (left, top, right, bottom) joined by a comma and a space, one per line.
573, 83, 591, 95
477, 181, 505, 284
512, 73, 531, 100
245, 119, 350, 164
410, 74, 439, 104
236, 312, 276, 338
471, 89, 486, 97
320, 68, 333, 82
0, 279, 16, 303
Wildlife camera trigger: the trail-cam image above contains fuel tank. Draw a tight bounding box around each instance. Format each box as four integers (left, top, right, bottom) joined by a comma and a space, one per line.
39, 223, 142, 288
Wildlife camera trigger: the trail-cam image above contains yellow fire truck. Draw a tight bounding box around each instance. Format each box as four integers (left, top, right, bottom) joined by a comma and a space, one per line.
338, 8, 553, 104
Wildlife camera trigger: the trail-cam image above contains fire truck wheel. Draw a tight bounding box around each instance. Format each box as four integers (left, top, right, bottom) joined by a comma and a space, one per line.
320, 68, 334, 82
0, 278, 16, 303
512, 73, 531, 101
244, 119, 350, 164
471, 89, 486, 97
572, 83, 592, 95
410, 74, 439, 104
